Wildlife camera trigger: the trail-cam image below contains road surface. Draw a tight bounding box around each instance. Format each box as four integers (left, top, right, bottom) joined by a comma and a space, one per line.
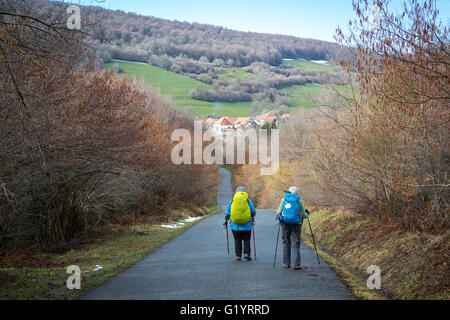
83, 168, 354, 300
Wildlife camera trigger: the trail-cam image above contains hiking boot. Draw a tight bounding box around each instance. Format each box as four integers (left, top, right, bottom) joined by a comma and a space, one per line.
283, 264, 290, 269
294, 266, 302, 270
244, 254, 252, 261
236, 256, 241, 261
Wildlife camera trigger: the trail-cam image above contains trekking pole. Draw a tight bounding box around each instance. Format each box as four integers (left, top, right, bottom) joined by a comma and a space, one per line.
299, 222, 302, 267
273, 224, 281, 268
225, 221, 230, 254
306, 216, 320, 264
252, 219, 256, 261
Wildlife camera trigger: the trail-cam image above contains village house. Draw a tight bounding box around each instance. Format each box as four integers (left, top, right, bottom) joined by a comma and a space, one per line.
199, 112, 292, 136
279, 113, 292, 123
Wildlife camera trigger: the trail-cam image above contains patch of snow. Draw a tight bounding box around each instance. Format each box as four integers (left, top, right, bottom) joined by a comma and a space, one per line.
283, 58, 309, 61
83, 264, 103, 273
93, 264, 103, 271
160, 216, 202, 229
160, 223, 184, 229
111, 59, 147, 65
181, 217, 202, 223
311, 60, 329, 65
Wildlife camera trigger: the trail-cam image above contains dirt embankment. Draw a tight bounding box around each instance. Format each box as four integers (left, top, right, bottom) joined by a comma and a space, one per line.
303, 210, 449, 300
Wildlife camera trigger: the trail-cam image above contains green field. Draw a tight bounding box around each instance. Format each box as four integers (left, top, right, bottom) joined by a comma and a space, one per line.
281, 83, 324, 110
105, 59, 342, 117
215, 67, 254, 81
105, 60, 252, 117
281, 83, 350, 110
282, 59, 338, 73
280, 59, 347, 110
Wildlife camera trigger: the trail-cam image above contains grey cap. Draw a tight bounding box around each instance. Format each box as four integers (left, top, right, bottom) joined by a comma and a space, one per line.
288, 186, 299, 195
236, 186, 246, 193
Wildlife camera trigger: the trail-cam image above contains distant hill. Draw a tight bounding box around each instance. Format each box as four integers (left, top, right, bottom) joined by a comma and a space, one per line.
33, 0, 349, 67
104, 60, 253, 117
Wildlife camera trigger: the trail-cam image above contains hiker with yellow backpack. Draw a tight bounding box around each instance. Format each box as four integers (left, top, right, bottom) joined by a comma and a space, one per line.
224, 187, 256, 261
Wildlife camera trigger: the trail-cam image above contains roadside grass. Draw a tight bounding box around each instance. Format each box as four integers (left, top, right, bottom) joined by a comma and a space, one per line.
105, 60, 252, 117
282, 59, 338, 73
302, 209, 449, 300
0, 182, 220, 300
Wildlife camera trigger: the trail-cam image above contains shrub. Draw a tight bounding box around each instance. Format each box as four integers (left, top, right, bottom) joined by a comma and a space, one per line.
0, 2, 217, 251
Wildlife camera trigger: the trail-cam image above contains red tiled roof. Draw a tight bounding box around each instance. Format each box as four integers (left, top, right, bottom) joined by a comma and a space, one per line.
234, 117, 250, 126
203, 118, 216, 126
218, 117, 233, 126
265, 116, 277, 123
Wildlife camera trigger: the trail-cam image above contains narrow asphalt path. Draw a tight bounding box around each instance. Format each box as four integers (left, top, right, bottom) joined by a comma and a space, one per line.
83, 168, 354, 300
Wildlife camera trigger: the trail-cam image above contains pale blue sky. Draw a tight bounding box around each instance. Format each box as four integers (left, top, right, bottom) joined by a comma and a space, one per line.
84, 0, 450, 42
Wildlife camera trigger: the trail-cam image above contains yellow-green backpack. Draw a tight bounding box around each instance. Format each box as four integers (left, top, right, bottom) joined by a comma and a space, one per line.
230, 192, 251, 225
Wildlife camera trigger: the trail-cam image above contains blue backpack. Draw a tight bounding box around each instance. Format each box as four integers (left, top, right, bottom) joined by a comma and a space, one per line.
281, 193, 301, 225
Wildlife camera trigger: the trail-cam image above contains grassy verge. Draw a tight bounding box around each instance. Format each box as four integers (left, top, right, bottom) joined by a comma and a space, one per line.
302, 209, 449, 300
0, 204, 219, 300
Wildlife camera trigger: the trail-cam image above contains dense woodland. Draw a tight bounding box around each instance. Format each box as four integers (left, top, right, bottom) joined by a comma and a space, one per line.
75, 3, 350, 67
23, 0, 350, 69
19, 0, 349, 112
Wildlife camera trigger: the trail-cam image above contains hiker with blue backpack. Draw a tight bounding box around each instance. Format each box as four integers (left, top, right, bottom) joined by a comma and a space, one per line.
275, 186, 309, 270
224, 186, 256, 261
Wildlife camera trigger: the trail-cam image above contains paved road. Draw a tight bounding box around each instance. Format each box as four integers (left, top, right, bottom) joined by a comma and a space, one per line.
83, 168, 354, 300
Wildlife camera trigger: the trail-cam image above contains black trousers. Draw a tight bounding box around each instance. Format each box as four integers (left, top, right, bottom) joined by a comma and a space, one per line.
232, 230, 251, 257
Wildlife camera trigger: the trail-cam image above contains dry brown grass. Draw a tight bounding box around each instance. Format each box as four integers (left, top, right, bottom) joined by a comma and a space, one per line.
305, 209, 450, 300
